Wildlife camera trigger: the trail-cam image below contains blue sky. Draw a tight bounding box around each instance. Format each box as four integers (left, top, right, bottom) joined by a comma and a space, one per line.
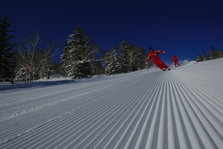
1, 0, 223, 62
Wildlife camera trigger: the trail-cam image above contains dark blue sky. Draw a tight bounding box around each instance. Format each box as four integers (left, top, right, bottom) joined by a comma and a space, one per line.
1, 0, 223, 62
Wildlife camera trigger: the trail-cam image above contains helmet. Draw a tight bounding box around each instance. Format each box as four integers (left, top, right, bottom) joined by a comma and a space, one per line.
149, 47, 154, 51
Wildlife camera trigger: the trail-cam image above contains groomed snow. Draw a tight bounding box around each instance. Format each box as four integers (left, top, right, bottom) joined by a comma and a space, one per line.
0, 58, 223, 149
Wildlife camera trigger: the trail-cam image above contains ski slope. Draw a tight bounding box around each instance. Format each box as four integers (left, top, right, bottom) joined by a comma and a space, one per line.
0, 58, 223, 149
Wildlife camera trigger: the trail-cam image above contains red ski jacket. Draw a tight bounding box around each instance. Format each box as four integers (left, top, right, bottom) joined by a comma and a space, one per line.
172, 56, 178, 62
145, 50, 165, 63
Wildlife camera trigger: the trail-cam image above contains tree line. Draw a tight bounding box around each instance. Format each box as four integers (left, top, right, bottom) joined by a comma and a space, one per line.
196, 46, 223, 62
0, 16, 148, 83
0, 16, 59, 83
2, 16, 222, 83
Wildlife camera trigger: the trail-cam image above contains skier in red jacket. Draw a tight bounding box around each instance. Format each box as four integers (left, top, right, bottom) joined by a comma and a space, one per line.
145, 47, 170, 71
172, 55, 180, 67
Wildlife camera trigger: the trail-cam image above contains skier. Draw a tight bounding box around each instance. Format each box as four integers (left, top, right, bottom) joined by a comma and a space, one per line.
145, 47, 170, 71
172, 55, 180, 67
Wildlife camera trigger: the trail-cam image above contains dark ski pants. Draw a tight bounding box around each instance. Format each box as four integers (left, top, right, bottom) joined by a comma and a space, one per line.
174, 61, 180, 67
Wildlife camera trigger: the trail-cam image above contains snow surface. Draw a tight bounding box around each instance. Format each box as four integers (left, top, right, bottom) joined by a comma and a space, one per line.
0, 58, 223, 149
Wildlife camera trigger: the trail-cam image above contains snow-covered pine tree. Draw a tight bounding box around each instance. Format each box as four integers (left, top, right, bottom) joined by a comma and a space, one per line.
90, 60, 103, 75
119, 41, 130, 73
196, 53, 203, 62
62, 27, 98, 79
208, 46, 218, 60
128, 45, 147, 71
0, 16, 16, 83
104, 48, 121, 75
119, 41, 146, 73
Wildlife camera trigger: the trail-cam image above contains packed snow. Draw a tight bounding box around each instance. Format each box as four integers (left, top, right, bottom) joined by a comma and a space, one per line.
0, 58, 223, 149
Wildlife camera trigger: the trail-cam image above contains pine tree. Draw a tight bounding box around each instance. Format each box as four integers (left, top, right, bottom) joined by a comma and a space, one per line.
202, 51, 208, 61
90, 60, 103, 75
118, 41, 146, 73
208, 46, 218, 59
119, 41, 130, 73
104, 48, 121, 75
0, 16, 16, 83
196, 53, 203, 62
62, 27, 98, 79
128, 45, 147, 71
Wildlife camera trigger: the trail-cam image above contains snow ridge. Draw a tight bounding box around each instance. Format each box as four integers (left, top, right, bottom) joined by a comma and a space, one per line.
0, 58, 223, 149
